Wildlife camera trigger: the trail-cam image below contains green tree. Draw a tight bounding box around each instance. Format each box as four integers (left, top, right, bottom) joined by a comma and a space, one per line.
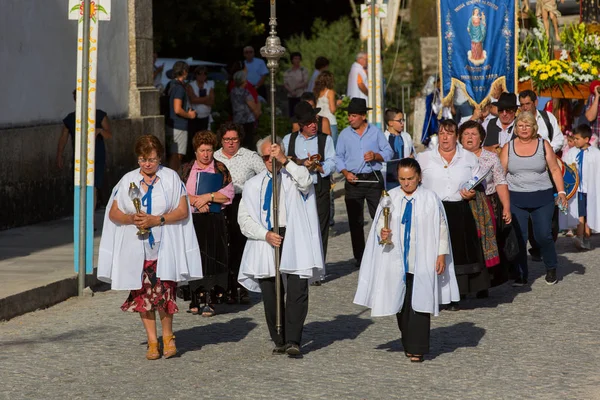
284, 17, 361, 95
153, 0, 264, 61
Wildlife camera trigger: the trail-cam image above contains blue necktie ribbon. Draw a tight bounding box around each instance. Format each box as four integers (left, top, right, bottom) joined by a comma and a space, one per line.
141, 176, 158, 248
263, 175, 273, 230
576, 149, 584, 200
401, 198, 413, 282
394, 135, 405, 160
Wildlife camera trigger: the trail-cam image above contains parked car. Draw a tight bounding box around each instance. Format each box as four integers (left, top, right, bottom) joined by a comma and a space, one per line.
528, 0, 580, 16
155, 57, 227, 90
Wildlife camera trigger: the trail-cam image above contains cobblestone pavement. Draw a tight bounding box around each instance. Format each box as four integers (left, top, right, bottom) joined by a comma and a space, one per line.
1, 196, 600, 400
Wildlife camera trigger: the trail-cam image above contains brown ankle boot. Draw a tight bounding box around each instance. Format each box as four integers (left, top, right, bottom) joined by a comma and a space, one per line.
163, 335, 177, 359
146, 341, 160, 360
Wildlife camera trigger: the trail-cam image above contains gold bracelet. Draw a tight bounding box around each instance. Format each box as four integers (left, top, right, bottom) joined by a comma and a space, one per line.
211, 192, 215, 201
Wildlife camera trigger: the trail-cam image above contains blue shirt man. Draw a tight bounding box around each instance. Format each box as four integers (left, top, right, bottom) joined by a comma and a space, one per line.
336, 98, 393, 266
243, 46, 269, 90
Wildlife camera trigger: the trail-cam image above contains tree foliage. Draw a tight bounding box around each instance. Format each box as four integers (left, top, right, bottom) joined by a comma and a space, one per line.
153, 0, 264, 62
284, 17, 361, 95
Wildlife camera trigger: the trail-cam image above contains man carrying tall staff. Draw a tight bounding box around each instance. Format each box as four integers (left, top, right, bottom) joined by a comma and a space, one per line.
335, 98, 394, 267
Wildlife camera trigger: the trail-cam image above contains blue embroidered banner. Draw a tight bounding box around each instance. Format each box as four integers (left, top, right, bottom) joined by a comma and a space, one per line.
438, 0, 517, 106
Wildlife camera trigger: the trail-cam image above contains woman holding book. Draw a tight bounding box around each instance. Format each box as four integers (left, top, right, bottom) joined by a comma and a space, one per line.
182, 130, 234, 316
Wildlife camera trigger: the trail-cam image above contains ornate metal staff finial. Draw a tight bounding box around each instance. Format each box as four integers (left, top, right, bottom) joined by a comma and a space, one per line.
260, 0, 286, 70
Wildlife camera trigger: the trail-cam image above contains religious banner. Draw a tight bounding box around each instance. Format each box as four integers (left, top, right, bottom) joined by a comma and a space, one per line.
438, 0, 518, 106
68, 0, 111, 274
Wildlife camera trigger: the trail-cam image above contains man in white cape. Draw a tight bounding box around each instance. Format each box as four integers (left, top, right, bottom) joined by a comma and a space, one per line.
238, 137, 324, 357
354, 176, 460, 360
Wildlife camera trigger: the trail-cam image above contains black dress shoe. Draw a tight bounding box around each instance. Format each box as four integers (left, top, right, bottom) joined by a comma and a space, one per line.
446, 301, 460, 311
272, 344, 287, 355
285, 343, 301, 357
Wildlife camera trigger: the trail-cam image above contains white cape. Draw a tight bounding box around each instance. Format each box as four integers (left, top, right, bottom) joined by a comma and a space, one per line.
353, 186, 460, 317
97, 167, 203, 290
238, 169, 324, 292
559, 146, 600, 232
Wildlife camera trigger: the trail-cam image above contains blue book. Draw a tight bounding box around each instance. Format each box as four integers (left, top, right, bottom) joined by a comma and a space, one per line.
196, 172, 223, 213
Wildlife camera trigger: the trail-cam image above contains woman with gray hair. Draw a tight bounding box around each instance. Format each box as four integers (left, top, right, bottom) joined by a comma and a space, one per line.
499, 111, 567, 287
231, 70, 262, 149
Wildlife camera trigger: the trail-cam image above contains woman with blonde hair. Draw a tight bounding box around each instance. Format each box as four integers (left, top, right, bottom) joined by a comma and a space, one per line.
499, 111, 567, 286
314, 71, 339, 145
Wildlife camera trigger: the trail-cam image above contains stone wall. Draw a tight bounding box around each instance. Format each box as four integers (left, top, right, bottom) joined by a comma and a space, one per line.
420, 37, 439, 79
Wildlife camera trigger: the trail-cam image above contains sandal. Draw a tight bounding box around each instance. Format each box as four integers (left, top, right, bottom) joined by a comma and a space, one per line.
410, 355, 424, 363
201, 305, 216, 317
404, 352, 413, 358
146, 341, 160, 360
162, 335, 177, 359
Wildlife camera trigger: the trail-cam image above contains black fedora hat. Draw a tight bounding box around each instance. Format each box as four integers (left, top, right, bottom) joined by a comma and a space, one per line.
343, 98, 372, 114
491, 92, 518, 110
292, 101, 321, 124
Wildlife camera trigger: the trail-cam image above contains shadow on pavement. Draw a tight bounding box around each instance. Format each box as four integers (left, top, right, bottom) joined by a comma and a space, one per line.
301, 311, 373, 355
375, 322, 486, 360
322, 260, 359, 285
0, 326, 113, 347
173, 317, 257, 356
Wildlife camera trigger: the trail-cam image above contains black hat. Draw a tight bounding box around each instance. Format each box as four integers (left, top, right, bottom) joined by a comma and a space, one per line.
292, 101, 321, 124
343, 98, 372, 114
491, 92, 518, 110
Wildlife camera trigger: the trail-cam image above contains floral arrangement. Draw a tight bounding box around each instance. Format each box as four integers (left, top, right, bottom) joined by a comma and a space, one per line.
518, 23, 600, 92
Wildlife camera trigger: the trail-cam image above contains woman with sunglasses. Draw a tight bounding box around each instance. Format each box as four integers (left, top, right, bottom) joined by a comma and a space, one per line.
98, 135, 202, 360
214, 122, 266, 304
181, 130, 235, 317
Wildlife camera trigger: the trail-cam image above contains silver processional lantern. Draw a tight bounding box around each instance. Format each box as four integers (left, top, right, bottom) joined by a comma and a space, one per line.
260, 0, 286, 335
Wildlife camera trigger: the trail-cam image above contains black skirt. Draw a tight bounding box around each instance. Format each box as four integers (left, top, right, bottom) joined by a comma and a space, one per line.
443, 200, 488, 295
192, 212, 229, 277
223, 193, 247, 276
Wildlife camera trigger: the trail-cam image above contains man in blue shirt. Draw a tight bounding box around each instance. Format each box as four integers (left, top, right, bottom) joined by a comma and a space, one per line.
244, 46, 269, 99
283, 102, 336, 274
335, 98, 394, 266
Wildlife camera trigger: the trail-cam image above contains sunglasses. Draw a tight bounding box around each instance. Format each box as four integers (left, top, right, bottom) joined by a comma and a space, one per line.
498, 109, 516, 114
262, 155, 271, 162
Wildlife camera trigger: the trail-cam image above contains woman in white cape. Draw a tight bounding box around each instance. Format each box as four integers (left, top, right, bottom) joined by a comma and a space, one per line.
98, 135, 202, 360
354, 158, 460, 362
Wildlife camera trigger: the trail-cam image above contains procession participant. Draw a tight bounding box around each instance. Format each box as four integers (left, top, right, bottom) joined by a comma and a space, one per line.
499, 112, 567, 286
182, 131, 234, 317
354, 158, 460, 363
291, 93, 331, 135
482, 92, 518, 152
417, 119, 485, 309
335, 98, 394, 266
214, 122, 265, 304
460, 121, 511, 289
98, 135, 202, 360
283, 101, 335, 269
383, 108, 415, 190
519, 90, 564, 153
562, 124, 600, 250
238, 137, 323, 357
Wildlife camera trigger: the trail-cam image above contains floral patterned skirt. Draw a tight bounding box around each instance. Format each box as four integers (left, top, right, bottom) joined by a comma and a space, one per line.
121, 260, 179, 314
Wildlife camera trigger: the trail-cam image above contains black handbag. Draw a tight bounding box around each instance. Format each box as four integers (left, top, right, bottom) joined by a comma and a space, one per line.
502, 222, 520, 262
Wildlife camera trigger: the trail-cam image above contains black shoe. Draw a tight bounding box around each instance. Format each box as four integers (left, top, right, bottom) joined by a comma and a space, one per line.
545, 268, 558, 285
285, 343, 301, 357
476, 290, 489, 299
446, 302, 460, 311
512, 278, 528, 287
272, 344, 287, 355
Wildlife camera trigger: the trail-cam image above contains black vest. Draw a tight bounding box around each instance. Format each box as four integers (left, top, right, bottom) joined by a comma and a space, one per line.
483, 117, 513, 147
287, 131, 330, 192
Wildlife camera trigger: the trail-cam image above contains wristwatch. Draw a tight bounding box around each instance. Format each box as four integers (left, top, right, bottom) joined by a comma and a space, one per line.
160, 216, 166, 226
211, 192, 215, 201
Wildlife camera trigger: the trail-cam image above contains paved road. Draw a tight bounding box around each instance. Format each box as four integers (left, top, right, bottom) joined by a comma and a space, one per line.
1, 196, 600, 400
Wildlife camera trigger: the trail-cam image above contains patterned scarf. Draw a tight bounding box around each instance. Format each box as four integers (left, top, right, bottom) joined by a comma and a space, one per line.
468, 191, 500, 268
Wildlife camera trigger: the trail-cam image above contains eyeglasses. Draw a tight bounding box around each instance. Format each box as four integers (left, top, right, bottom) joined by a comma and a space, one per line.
261, 155, 271, 162
222, 137, 240, 143
393, 119, 405, 123
517, 124, 533, 130
138, 157, 160, 164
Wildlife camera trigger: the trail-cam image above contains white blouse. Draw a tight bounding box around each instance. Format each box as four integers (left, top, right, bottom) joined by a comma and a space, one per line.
417, 145, 480, 202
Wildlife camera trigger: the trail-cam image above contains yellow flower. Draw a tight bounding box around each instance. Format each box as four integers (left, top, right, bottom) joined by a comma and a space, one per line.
556, 68, 563, 74
592, 67, 599, 75
568, 68, 574, 74
581, 62, 591, 71
548, 70, 556, 77
540, 73, 549, 80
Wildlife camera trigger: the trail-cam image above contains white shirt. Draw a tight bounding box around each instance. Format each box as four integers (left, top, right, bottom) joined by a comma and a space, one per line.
347, 62, 368, 100
214, 147, 266, 194
564, 146, 591, 194
238, 162, 312, 241
483, 118, 515, 148
534, 110, 564, 153
189, 80, 214, 119
376, 194, 449, 273
417, 146, 480, 201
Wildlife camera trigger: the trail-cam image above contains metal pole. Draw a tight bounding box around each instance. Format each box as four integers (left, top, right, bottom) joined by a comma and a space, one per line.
261, 0, 286, 335
407, 85, 411, 133
370, 1, 377, 126
78, 0, 91, 296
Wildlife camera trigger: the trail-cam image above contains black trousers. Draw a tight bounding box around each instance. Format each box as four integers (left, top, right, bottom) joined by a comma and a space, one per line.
258, 274, 309, 346
396, 274, 431, 355
344, 172, 383, 262
315, 181, 331, 263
